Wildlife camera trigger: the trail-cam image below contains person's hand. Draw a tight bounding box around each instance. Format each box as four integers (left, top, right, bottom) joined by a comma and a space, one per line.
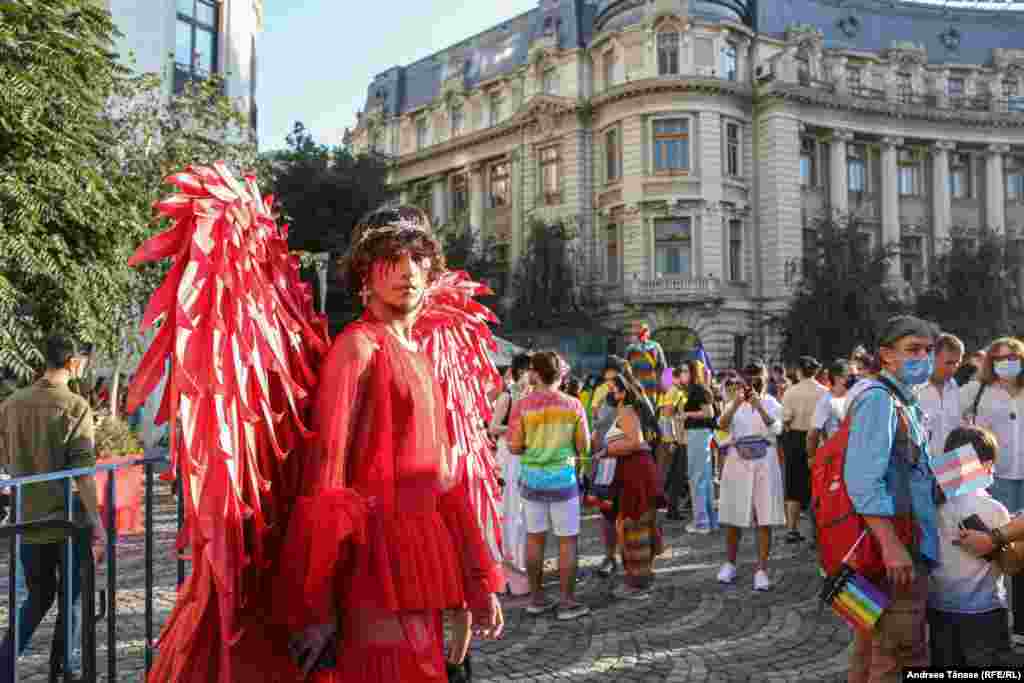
91, 520, 108, 564
471, 593, 504, 640
289, 622, 337, 679
448, 608, 472, 665
880, 539, 915, 589
957, 528, 996, 557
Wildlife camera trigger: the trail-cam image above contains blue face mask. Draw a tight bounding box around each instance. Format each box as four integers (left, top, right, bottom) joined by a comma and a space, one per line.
995, 359, 1022, 380
898, 353, 934, 386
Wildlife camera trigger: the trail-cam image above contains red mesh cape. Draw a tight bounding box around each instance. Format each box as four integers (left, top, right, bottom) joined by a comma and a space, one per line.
128, 164, 503, 682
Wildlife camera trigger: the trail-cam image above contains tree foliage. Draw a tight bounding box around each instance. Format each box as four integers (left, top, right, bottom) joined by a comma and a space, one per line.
504, 218, 605, 332
915, 228, 1023, 350
0, 0, 268, 395
267, 122, 391, 254
776, 215, 902, 362
0, 0, 129, 381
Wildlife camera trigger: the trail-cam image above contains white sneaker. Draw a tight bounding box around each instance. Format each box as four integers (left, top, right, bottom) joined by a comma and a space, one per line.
685, 523, 712, 535
753, 569, 773, 591
717, 562, 737, 584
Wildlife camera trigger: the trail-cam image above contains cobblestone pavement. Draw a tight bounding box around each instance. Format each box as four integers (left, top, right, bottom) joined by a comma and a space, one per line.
472, 511, 855, 683
0, 487, 855, 682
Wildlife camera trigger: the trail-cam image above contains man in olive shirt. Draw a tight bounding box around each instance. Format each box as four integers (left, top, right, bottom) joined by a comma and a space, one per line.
0, 336, 105, 682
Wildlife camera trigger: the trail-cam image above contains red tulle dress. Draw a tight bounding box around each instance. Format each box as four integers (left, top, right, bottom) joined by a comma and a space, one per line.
266, 318, 501, 682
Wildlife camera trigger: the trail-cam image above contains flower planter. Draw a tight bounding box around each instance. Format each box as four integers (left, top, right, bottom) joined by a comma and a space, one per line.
95, 453, 145, 535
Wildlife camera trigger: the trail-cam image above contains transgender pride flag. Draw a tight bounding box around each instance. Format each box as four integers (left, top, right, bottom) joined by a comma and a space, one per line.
932, 443, 994, 500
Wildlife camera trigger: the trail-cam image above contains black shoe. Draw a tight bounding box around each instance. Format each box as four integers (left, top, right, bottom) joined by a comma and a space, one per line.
596, 557, 617, 578
784, 530, 805, 544
666, 509, 683, 521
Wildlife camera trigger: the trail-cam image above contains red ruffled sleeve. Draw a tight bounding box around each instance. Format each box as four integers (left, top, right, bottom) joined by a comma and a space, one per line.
272, 489, 369, 630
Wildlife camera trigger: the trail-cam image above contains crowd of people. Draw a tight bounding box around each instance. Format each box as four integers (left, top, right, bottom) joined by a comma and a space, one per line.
490, 317, 1024, 678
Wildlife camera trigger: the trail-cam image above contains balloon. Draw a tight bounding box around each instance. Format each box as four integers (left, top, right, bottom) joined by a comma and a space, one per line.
661, 367, 674, 389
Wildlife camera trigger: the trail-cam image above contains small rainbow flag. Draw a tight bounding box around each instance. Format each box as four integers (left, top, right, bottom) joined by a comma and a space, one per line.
818, 530, 889, 633
820, 565, 890, 633
932, 443, 993, 500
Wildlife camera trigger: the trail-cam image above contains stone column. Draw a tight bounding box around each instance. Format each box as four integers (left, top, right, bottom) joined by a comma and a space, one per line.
469, 162, 485, 248
432, 176, 448, 227
829, 129, 854, 218
931, 140, 955, 254
881, 136, 903, 281
986, 144, 1010, 231
699, 111, 723, 279
755, 113, 802, 298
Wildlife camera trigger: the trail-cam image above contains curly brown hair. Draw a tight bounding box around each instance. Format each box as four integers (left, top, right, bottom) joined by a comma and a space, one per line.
339, 205, 447, 298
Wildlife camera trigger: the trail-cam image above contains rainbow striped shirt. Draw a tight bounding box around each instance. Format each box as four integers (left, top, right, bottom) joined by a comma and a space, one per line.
508, 390, 590, 502
626, 340, 665, 395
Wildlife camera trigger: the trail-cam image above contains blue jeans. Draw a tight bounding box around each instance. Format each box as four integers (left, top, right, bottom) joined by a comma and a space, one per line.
0, 540, 84, 682
990, 477, 1024, 636
687, 429, 719, 530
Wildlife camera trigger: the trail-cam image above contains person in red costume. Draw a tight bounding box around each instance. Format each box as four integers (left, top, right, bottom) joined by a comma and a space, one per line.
278, 206, 506, 681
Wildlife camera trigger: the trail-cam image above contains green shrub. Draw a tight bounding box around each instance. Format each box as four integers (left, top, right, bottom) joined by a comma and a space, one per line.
95, 416, 143, 458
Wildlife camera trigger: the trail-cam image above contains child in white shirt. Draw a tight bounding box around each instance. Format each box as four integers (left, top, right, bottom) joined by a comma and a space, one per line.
928, 425, 1013, 667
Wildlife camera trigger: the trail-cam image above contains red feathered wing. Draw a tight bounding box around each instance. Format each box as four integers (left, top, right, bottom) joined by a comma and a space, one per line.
414, 271, 504, 567
126, 162, 329, 682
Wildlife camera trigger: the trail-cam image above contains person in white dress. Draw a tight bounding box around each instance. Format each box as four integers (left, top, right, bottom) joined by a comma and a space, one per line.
489, 353, 532, 596
716, 360, 785, 591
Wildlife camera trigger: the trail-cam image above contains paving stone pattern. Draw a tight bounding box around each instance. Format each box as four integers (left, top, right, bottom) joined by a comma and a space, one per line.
0, 489, 854, 681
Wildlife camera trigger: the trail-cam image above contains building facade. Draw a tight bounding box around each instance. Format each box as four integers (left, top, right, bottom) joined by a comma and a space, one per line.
349, 0, 1024, 367
106, 0, 262, 136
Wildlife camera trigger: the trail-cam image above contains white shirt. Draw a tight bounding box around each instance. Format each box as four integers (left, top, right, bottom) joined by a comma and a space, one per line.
724, 395, 784, 458
811, 392, 848, 440
916, 378, 962, 460
928, 491, 1010, 614
960, 381, 1024, 480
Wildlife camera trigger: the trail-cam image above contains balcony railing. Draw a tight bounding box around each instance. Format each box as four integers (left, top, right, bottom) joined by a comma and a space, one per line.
625, 275, 722, 303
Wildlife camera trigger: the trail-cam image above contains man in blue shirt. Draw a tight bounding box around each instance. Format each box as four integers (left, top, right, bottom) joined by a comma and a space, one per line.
845, 315, 940, 683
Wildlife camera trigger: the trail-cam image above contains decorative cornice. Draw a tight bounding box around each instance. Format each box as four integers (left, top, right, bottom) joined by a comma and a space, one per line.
932, 140, 957, 152
881, 136, 904, 147
988, 143, 1012, 155
762, 82, 1024, 129
592, 76, 754, 109
830, 129, 855, 143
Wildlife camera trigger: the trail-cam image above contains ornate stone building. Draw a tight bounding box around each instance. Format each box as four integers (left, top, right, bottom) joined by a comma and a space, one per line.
349, 0, 1024, 368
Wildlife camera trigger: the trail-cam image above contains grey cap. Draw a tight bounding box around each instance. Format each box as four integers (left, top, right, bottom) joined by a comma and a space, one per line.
878, 315, 938, 347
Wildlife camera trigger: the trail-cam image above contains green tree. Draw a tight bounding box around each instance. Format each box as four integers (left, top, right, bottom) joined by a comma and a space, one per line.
267, 121, 391, 254
777, 215, 902, 361
915, 227, 1022, 350
265, 122, 391, 333
504, 217, 605, 331
0, 0, 130, 381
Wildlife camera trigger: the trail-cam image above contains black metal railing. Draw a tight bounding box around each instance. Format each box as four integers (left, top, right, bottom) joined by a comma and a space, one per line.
2, 454, 179, 681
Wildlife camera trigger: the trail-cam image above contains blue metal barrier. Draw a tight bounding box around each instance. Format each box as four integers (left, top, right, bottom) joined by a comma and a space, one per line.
2, 454, 178, 681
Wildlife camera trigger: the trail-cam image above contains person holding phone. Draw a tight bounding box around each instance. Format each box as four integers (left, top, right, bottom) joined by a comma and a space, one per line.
928, 425, 1013, 667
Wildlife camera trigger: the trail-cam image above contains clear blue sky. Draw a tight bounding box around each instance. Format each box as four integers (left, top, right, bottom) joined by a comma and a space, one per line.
257, 1, 537, 152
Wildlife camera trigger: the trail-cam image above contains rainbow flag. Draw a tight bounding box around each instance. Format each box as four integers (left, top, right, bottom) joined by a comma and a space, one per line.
932, 443, 993, 500
820, 565, 889, 633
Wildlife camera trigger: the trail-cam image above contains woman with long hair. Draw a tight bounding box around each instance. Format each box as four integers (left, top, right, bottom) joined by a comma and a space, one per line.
603, 374, 662, 598
679, 360, 718, 534
960, 336, 1024, 643
489, 353, 533, 596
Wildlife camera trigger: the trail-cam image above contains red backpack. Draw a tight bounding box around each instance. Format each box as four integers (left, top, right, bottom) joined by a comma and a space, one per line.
811, 380, 919, 581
